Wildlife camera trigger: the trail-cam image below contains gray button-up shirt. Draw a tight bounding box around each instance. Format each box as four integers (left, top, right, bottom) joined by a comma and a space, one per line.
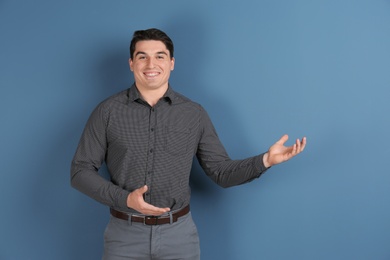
71, 84, 268, 213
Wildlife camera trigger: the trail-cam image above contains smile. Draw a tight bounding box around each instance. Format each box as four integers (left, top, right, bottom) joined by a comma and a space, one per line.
144, 72, 160, 78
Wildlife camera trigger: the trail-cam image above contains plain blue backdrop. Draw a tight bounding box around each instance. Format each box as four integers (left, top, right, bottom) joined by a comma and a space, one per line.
1, 0, 390, 259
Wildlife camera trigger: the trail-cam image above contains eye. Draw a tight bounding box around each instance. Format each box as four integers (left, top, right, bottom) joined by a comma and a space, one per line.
157, 55, 164, 60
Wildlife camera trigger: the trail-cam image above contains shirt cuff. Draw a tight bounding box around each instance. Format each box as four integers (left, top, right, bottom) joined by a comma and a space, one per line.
254, 153, 270, 175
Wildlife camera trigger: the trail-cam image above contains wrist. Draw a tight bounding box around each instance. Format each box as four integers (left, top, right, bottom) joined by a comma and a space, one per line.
263, 152, 271, 168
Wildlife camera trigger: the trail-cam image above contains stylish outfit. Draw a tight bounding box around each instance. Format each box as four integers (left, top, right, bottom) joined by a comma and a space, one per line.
71, 84, 268, 259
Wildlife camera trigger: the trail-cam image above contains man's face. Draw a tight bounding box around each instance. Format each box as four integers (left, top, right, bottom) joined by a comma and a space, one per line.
129, 40, 175, 92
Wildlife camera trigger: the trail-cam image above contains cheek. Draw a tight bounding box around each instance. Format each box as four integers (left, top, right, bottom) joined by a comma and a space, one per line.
132, 64, 143, 73
164, 63, 174, 72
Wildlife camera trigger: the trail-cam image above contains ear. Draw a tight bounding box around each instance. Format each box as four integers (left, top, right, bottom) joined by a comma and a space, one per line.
129, 58, 133, 71
170, 57, 175, 71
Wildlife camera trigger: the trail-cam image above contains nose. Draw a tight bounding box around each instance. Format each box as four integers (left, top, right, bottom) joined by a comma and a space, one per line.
146, 57, 155, 68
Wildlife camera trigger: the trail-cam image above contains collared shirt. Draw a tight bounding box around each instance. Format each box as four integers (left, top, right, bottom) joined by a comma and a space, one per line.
71, 84, 268, 213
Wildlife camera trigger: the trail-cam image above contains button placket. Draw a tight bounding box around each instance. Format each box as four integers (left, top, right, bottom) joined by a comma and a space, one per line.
144, 106, 156, 203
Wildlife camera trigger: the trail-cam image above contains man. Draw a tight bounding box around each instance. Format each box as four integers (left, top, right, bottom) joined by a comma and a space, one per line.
71, 28, 306, 260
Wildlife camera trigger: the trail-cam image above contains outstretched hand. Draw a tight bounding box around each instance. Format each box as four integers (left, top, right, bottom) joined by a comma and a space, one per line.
263, 135, 306, 168
126, 185, 170, 216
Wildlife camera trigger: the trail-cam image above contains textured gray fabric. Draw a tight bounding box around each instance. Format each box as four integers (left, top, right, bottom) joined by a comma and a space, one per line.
71, 84, 267, 213
103, 212, 200, 260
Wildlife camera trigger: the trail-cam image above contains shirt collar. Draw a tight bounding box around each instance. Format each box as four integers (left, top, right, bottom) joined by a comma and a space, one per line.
127, 83, 177, 105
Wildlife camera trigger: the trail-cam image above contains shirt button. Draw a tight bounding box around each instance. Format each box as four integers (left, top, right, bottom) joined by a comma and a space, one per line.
151, 128, 154, 132
150, 149, 153, 153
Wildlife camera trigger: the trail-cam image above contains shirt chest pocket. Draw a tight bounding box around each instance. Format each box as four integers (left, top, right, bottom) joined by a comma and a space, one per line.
164, 126, 190, 155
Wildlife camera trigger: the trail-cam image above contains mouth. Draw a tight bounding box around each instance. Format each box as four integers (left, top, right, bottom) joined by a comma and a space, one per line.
144, 72, 160, 79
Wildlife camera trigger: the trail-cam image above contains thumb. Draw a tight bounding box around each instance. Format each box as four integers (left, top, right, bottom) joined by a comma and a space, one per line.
276, 134, 289, 145
141, 185, 148, 193
136, 185, 148, 195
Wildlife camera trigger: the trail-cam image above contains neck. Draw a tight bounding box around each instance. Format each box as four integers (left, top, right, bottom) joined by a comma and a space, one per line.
137, 85, 168, 107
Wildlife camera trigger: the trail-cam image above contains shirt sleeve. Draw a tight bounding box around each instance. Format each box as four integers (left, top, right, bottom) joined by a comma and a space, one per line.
196, 107, 268, 188
70, 102, 130, 208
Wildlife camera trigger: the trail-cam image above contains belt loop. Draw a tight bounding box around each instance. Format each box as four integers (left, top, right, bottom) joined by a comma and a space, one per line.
169, 211, 173, 224
128, 214, 133, 226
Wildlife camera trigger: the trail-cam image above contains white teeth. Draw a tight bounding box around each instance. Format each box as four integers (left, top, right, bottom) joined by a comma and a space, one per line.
145, 73, 159, 77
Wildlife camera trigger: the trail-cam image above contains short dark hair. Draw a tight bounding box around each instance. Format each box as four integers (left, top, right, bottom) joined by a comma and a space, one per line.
129, 28, 174, 59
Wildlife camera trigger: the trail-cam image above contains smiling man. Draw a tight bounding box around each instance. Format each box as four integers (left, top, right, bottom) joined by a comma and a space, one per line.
71, 28, 306, 260
129, 40, 174, 106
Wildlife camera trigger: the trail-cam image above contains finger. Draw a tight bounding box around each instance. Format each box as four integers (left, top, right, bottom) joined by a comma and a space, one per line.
298, 137, 307, 152
295, 139, 301, 153
144, 209, 170, 216
276, 134, 289, 145
295, 137, 305, 153
142, 203, 170, 216
300, 137, 307, 152
291, 143, 297, 155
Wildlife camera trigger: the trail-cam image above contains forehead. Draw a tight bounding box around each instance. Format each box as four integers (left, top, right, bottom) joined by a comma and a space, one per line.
134, 40, 169, 55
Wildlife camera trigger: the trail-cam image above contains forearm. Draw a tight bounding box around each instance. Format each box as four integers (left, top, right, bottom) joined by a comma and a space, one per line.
200, 153, 268, 188
70, 164, 130, 209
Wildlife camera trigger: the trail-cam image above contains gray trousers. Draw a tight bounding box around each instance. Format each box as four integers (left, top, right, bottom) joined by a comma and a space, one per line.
103, 212, 200, 260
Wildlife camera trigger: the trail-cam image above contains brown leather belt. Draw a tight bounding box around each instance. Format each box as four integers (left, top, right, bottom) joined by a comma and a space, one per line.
110, 205, 190, 225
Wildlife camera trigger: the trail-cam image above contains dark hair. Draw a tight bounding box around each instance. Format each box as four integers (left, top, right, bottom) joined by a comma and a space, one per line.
129, 28, 174, 59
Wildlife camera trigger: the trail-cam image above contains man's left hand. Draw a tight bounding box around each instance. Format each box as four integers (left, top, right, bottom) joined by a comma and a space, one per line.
263, 135, 306, 168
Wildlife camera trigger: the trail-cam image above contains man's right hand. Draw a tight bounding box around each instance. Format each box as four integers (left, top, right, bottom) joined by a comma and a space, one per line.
126, 185, 170, 216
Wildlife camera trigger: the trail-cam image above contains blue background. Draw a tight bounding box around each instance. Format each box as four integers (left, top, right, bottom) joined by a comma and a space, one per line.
1, 0, 390, 259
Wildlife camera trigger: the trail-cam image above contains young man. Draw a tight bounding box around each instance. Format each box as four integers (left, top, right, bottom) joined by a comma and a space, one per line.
71, 28, 306, 260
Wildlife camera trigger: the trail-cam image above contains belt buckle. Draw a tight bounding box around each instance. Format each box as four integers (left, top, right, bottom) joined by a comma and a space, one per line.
144, 215, 159, 225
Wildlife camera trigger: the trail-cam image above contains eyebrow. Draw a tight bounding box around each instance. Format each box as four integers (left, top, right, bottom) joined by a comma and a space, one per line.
134, 51, 169, 57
